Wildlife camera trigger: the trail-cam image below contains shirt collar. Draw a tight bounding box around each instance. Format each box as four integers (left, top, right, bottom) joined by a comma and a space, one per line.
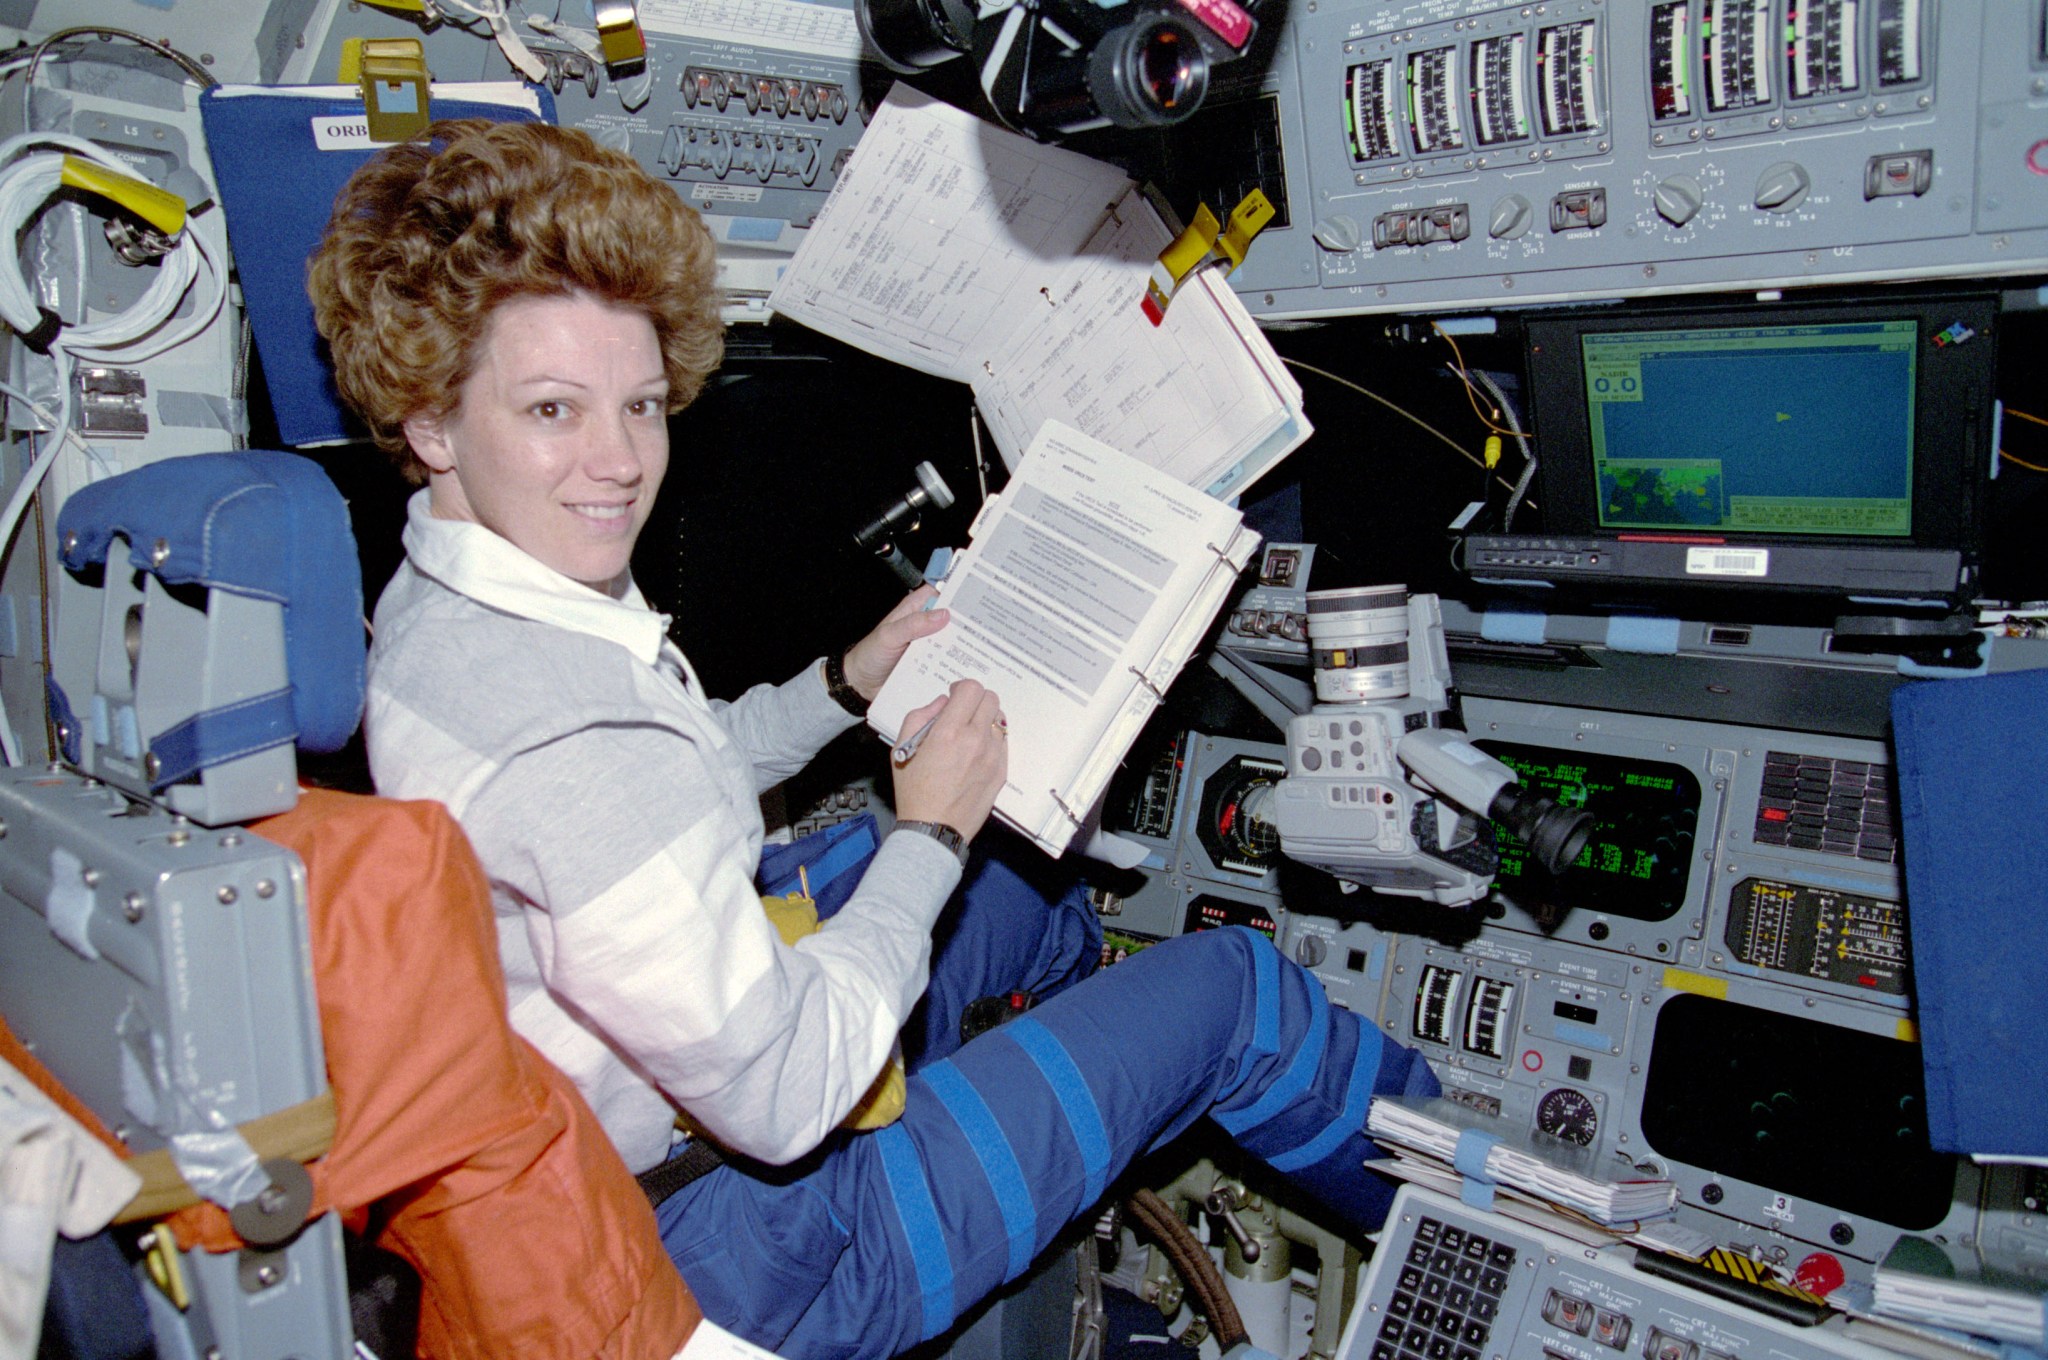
400, 489, 672, 667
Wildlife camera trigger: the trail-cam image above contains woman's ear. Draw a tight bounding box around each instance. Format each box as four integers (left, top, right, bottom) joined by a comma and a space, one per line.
404, 414, 456, 475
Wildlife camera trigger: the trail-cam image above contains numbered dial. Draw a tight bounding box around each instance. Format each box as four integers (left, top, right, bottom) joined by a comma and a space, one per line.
1536, 1087, 1600, 1146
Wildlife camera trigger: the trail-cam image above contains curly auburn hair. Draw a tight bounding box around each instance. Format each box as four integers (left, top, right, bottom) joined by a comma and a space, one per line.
307, 119, 723, 483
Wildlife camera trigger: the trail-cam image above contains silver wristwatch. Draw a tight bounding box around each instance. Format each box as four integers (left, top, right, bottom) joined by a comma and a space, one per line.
893, 819, 969, 865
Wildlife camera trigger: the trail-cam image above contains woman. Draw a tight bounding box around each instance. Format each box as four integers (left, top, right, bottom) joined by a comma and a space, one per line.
311, 118, 1436, 1359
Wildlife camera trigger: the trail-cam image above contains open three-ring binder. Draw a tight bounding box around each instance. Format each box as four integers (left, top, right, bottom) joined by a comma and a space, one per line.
868, 421, 1260, 857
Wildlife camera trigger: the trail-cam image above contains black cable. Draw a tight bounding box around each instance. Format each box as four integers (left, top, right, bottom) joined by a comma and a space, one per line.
1125, 1187, 1250, 1350
19, 27, 218, 130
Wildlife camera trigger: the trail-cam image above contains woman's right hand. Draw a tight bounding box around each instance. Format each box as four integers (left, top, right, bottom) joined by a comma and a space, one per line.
890, 679, 1007, 841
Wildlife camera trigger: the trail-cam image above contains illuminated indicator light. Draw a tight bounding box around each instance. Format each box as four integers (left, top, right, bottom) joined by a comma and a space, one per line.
1761, 807, 1790, 821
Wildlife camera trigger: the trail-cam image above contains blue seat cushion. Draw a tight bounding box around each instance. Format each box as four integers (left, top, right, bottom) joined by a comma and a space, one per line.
56, 451, 365, 754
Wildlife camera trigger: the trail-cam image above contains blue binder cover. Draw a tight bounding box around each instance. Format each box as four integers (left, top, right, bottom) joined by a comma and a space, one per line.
198, 84, 554, 447
1891, 667, 2048, 1157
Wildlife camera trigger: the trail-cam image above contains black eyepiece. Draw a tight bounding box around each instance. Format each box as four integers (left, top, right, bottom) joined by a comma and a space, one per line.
1088, 15, 1209, 128
1488, 788, 1595, 876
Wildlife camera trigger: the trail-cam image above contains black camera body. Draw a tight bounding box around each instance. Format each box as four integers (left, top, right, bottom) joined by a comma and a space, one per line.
859, 0, 1260, 139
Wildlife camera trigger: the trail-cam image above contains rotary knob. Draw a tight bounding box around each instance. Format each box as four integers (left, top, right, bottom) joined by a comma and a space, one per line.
1312, 216, 1363, 253
1653, 175, 1704, 227
1488, 193, 1534, 239
1754, 161, 1812, 212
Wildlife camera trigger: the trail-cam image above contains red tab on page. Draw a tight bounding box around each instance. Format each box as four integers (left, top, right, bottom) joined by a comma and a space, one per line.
1176, 0, 1252, 49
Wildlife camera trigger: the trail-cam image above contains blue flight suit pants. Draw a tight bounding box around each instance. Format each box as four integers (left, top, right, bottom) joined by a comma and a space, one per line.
658, 845, 1439, 1360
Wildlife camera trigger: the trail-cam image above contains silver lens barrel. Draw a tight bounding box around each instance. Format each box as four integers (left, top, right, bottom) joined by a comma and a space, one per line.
1307, 585, 1410, 703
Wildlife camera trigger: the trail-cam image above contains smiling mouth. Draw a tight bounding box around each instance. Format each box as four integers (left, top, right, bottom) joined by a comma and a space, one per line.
570, 502, 633, 521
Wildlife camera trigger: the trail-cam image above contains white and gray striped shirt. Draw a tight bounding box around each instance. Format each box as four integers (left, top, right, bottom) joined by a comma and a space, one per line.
366, 492, 962, 1172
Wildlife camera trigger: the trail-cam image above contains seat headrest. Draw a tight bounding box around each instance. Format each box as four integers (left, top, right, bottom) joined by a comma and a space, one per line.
56, 451, 365, 753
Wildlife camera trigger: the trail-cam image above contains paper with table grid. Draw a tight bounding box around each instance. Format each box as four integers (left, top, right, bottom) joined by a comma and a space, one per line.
769, 85, 1309, 499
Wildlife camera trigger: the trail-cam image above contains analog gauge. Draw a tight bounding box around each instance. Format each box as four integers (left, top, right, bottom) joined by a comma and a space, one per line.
1536, 1087, 1599, 1146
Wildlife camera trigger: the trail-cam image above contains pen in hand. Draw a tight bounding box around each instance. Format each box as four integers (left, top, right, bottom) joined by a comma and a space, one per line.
893, 716, 939, 764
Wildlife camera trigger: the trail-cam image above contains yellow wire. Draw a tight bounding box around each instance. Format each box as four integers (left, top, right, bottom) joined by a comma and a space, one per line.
1430, 321, 1525, 440
1284, 358, 1536, 506
2001, 448, 2048, 473
2008, 407, 2048, 429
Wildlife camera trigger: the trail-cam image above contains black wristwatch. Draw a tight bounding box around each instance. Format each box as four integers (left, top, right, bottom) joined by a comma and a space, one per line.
894, 819, 969, 866
822, 650, 869, 717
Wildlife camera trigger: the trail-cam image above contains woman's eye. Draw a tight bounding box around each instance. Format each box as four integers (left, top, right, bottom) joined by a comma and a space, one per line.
629, 397, 663, 417
532, 400, 565, 420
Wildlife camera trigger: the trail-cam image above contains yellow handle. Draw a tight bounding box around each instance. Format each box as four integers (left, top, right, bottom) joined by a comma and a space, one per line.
60, 157, 185, 237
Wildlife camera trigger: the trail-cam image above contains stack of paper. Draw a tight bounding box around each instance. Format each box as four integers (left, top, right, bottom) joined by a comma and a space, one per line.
769, 85, 1310, 500
1873, 1237, 2048, 1349
1367, 1096, 1679, 1226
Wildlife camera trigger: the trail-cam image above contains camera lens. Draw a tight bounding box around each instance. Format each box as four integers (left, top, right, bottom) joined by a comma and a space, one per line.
1307, 585, 1411, 703
1087, 14, 1209, 128
857, 0, 977, 73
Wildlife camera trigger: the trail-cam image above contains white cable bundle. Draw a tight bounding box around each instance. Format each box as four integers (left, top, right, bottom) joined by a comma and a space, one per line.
0, 131, 227, 766
0, 131, 225, 363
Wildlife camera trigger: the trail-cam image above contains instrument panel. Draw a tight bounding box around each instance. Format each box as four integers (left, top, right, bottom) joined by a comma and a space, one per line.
308, 0, 2048, 323
1172, 0, 2048, 315
1102, 688, 2043, 1296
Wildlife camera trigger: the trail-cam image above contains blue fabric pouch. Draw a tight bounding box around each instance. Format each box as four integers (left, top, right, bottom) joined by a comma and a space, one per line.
1892, 668, 2048, 1156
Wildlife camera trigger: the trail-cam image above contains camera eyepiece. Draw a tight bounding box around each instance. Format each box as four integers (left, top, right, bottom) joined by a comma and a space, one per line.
1087, 15, 1209, 128
1487, 786, 1595, 876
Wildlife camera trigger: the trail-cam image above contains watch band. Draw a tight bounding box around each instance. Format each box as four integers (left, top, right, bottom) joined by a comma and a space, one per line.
893, 819, 969, 866
822, 650, 869, 717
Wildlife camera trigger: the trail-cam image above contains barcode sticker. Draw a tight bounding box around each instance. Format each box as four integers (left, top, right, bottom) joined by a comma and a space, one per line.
1685, 546, 1769, 577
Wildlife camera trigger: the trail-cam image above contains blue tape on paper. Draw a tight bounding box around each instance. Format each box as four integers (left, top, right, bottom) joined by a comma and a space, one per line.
1605, 615, 1681, 655
1479, 609, 1548, 645
1453, 1128, 1499, 1181
1454, 1128, 1499, 1211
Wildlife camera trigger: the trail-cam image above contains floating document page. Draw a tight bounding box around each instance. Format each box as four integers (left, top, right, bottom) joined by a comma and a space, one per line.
769, 85, 1308, 498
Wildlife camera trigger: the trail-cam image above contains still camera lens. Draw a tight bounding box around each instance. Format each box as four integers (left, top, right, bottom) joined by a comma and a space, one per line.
857, 0, 976, 73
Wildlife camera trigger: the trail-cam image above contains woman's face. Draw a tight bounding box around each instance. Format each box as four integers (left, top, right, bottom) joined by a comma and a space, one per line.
405, 290, 670, 595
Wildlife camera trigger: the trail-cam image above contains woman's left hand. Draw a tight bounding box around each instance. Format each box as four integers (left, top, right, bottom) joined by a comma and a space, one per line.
841, 585, 949, 701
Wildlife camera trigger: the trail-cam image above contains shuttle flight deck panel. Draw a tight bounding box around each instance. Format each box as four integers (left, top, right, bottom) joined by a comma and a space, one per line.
1216, 0, 2048, 315
1104, 693, 2048, 1308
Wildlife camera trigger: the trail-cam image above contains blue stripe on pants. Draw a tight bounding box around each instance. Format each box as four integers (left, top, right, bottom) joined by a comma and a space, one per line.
874, 1123, 954, 1342
923, 1058, 1039, 1282
660, 925, 1435, 1360
1002, 1016, 1112, 1214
